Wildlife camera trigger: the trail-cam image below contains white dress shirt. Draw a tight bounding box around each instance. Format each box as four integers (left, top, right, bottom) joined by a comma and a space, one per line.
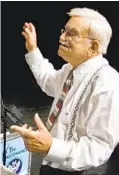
25, 48, 119, 172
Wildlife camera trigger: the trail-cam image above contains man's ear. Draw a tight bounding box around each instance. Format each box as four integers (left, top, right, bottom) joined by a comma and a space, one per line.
91, 40, 100, 53
88, 39, 100, 57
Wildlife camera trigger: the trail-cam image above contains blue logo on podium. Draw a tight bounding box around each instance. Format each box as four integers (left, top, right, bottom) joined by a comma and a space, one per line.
7, 158, 22, 174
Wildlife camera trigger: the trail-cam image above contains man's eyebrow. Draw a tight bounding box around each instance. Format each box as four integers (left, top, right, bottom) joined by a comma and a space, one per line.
65, 25, 79, 32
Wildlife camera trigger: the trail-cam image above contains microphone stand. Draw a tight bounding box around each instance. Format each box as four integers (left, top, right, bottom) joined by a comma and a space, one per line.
2, 105, 7, 166
1, 100, 24, 166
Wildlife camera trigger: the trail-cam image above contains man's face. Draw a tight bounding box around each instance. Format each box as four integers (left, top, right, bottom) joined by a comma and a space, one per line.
58, 16, 92, 67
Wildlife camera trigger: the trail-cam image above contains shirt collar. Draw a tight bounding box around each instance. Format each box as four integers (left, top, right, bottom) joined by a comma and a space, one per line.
69, 54, 109, 85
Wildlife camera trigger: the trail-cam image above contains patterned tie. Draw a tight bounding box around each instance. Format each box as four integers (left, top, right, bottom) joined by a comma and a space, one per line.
46, 69, 73, 131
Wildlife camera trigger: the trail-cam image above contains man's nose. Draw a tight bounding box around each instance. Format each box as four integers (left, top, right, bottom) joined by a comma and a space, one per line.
59, 32, 66, 41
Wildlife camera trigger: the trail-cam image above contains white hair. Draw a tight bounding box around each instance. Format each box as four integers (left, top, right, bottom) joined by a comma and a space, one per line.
67, 8, 112, 54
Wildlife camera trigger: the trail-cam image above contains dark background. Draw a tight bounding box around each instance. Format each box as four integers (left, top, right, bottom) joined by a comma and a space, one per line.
1, 1, 119, 108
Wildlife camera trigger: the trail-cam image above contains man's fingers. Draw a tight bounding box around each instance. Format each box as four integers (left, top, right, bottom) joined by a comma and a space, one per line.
22, 31, 28, 40
28, 126, 32, 131
24, 27, 31, 37
23, 22, 35, 32
24, 22, 30, 28
23, 25, 26, 31
29, 22, 36, 33
22, 22, 35, 39
22, 126, 33, 139
23, 23, 31, 31
34, 113, 47, 131
22, 124, 28, 128
10, 125, 23, 133
10, 125, 28, 136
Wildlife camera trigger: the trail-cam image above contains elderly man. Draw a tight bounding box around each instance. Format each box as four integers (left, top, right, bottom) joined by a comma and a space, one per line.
11, 8, 119, 175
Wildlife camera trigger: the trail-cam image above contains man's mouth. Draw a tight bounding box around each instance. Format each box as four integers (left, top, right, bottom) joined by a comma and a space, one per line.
60, 42, 69, 48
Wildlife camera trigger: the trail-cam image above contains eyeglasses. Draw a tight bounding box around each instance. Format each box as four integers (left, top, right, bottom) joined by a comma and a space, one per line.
61, 28, 79, 38
61, 28, 97, 41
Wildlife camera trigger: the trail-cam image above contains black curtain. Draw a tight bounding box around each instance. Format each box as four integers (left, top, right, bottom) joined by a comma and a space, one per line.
2, 1, 119, 107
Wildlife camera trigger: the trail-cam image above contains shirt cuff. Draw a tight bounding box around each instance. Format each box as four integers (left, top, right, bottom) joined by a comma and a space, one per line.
25, 47, 43, 66
44, 138, 73, 164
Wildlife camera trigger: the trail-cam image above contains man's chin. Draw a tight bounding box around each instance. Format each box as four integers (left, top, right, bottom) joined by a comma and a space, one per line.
57, 51, 69, 63
58, 49, 62, 57
58, 49, 66, 58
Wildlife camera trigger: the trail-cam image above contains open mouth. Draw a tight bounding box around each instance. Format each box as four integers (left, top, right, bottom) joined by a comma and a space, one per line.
59, 40, 69, 47
60, 43, 69, 48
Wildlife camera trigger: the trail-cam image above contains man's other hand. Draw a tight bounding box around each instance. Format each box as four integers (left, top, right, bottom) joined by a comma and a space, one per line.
22, 22, 37, 52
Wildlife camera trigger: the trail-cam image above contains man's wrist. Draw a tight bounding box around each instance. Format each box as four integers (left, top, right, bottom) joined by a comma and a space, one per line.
27, 46, 38, 53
